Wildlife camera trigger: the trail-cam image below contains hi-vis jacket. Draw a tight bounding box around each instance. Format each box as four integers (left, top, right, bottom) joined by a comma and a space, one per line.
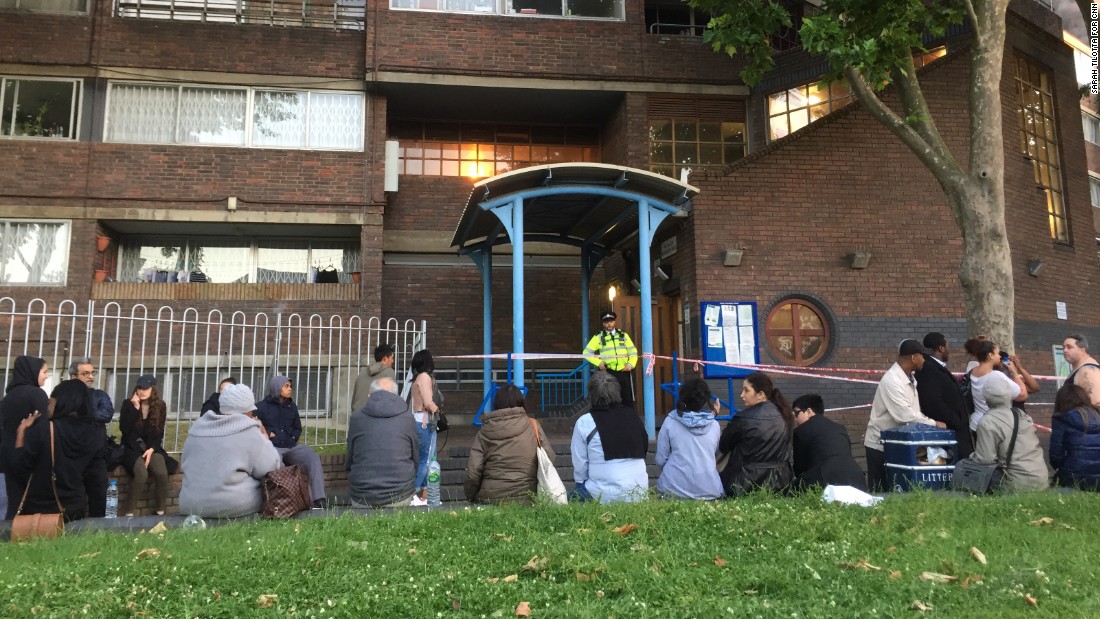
583, 329, 638, 372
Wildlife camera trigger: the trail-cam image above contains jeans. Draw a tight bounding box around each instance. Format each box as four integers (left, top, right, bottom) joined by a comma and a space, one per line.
0, 473, 7, 520
865, 447, 888, 493
415, 421, 436, 491
569, 482, 595, 503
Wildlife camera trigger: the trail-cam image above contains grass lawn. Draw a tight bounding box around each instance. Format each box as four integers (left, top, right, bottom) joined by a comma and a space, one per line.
3, 491, 1097, 618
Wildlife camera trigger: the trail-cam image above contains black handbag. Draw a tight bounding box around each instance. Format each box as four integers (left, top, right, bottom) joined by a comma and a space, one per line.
435, 411, 449, 433
951, 407, 1020, 494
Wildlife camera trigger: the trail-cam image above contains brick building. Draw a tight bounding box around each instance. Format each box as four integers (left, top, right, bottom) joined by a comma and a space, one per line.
2, 0, 1098, 433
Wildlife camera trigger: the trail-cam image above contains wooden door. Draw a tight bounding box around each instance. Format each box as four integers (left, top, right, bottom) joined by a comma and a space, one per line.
614, 295, 679, 414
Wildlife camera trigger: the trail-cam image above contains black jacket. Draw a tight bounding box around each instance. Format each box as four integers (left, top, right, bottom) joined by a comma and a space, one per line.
914, 355, 973, 459
792, 414, 866, 491
719, 401, 793, 496
0, 356, 49, 476
119, 400, 179, 476
14, 416, 104, 521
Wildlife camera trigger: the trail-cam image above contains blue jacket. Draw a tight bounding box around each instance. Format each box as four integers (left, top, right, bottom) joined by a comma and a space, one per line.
254, 375, 302, 449
1050, 406, 1100, 490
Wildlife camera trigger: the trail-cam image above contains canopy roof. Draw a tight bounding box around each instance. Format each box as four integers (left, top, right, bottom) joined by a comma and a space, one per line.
450, 163, 699, 252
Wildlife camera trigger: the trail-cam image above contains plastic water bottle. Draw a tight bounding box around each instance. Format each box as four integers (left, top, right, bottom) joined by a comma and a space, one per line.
105, 481, 119, 519
182, 514, 207, 530
427, 458, 442, 507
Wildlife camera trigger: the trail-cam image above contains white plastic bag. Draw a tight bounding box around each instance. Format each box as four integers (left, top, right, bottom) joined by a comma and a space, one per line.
822, 485, 884, 507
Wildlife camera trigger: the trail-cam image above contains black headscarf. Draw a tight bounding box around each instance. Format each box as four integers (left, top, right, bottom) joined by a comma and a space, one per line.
589, 403, 648, 460
6, 355, 45, 394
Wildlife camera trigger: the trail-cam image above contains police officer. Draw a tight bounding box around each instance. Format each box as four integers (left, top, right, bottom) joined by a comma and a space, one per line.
583, 311, 638, 408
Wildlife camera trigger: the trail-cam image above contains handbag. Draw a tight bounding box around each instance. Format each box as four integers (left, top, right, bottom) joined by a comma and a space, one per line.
951, 407, 1020, 494
529, 419, 568, 505
11, 422, 66, 542
435, 411, 449, 432
261, 464, 312, 519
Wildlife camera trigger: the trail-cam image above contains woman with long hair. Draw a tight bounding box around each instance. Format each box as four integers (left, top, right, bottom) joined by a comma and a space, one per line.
118, 374, 178, 516
1, 355, 49, 519
12, 379, 104, 522
718, 371, 794, 497
409, 350, 442, 501
464, 384, 554, 504
655, 377, 723, 500
1050, 383, 1100, 490
967, 340, 1028, 432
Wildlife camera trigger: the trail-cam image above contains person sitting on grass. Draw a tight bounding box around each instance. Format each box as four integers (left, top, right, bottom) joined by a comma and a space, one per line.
654, 377, 723, 500
179, 383, 283, 518
570, 371, 649, 503
965, 377, 1049, 493
1049, 383, 1100, 491
718, 371, 794, 497
790, 394, 866, 492
346, 378, 420, 509
464, 384, 554, 505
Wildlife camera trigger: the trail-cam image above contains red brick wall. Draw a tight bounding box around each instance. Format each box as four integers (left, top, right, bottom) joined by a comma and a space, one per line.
0, 13, 91, 66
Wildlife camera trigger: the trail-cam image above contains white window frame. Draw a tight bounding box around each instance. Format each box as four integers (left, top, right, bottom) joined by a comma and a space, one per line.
104, 81, 365, 151
389, 0, 624, 20
1083, 110, 1100, 145
1090, 173, 1100, 209
0, 76, 82, 140
0, 218, 71, 286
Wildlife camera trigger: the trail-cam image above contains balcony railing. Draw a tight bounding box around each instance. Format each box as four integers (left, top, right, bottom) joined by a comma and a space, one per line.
113, 0, 365, 30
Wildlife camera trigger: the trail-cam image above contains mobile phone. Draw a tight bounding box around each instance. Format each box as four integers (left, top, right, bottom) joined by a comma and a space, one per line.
999, 352, 1009, 362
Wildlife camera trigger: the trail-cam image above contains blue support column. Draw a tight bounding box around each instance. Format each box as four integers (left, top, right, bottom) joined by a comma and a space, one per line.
468, 248, 493, 396
511, 198, 525, 385
636, 198, 671, 437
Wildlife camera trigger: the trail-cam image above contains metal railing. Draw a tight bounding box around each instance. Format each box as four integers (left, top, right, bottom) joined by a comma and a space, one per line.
113, 0, 366, 30
535, 362, 588, 416
0, 297, 426, 451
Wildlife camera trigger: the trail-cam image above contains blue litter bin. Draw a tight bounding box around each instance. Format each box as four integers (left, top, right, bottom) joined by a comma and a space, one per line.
881, 423, 957, 492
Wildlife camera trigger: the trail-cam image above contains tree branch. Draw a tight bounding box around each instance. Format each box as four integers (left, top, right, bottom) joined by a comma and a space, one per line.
844, 66, 964, 186
889, 54, 954, 165
962, 0, 979, 37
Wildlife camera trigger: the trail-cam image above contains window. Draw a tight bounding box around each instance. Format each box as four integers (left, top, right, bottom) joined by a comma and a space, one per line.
764, 298, 830, 366
0, 220, 70, 285
0, 0, 87, 11
1, 77, 81, 140
1083, 111, 1100, 145
1014, 55, 1069, 243
913, 45, 947, 68
389, 0, 623, 19
767, 80, 854, 141
1091, 176, 1100, 208
391, 122, 600, 178
117, 237, 360, 284
114, 0, 364, 30
105, 83, 363, 150
648, 120, 745, 178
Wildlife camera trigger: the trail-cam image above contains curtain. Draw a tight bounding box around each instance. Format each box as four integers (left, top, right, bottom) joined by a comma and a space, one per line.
253, 91, 307, 148
107, 84, 177, 144
178, 87, 246, 146
0, 222, 67, 284
309, 93, 362, 150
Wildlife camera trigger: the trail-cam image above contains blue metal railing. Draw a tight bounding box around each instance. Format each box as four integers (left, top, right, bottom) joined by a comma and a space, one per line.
536, 362, 588, 415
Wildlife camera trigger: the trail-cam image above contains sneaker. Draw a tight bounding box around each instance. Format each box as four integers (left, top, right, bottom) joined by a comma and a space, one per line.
410, 496, 428, 507
312, 498, 327, 510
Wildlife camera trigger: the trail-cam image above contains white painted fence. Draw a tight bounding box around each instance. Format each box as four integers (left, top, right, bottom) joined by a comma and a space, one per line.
0, 298, 426, 451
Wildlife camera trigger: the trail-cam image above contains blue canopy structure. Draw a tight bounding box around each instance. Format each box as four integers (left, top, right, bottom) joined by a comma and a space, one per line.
450, 163, 698, 435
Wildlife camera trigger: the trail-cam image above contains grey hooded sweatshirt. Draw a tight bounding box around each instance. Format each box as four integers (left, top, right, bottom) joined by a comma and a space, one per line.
179, 411, 283, 518
346, 389, 419, 506
971, 377, 1050, 492
655, 410, 724, 500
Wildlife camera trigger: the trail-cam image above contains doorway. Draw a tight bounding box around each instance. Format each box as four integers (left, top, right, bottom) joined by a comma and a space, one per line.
614, 294, 680, 416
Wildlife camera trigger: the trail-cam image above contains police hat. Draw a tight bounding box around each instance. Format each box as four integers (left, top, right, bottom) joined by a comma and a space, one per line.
600, 311, 617, 321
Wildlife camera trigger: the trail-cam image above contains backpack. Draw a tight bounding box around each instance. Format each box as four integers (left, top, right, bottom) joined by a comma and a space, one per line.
958, 370, 975, 417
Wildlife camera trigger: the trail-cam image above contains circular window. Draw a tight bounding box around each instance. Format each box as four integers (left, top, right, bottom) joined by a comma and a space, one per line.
765, 298, 831, 366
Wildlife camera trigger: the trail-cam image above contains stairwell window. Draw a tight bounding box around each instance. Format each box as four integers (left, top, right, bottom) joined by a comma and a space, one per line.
105, 82, 364, 150
0, 219, 70, 285
1014, 55, 1069, 243
648, 119, 745, 178
767, 79, 854, 141
1, 77, 82, 140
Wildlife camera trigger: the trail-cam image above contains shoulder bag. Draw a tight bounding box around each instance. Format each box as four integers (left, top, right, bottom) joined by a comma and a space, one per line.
951, 407, 1020, 494
261, 464, 312, 519
11, 422, 66, 542
529, 419, 567, 505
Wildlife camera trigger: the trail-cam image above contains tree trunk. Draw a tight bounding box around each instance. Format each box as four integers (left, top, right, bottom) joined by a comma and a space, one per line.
949, 181, 1014, 350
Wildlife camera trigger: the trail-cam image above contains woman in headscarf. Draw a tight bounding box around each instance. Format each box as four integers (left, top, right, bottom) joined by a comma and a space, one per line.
11, 379, 104, 522
1, 355, 49, 519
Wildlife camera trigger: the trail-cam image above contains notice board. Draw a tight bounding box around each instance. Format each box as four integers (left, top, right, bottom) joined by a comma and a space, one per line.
699, 301, 759, 379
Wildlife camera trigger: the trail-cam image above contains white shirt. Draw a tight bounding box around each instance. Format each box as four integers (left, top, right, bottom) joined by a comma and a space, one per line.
570, 413, 648, 503
864, 362, 939, 449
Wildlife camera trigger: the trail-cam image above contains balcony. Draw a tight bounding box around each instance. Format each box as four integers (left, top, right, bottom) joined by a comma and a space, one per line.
113, 0, 365, 30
